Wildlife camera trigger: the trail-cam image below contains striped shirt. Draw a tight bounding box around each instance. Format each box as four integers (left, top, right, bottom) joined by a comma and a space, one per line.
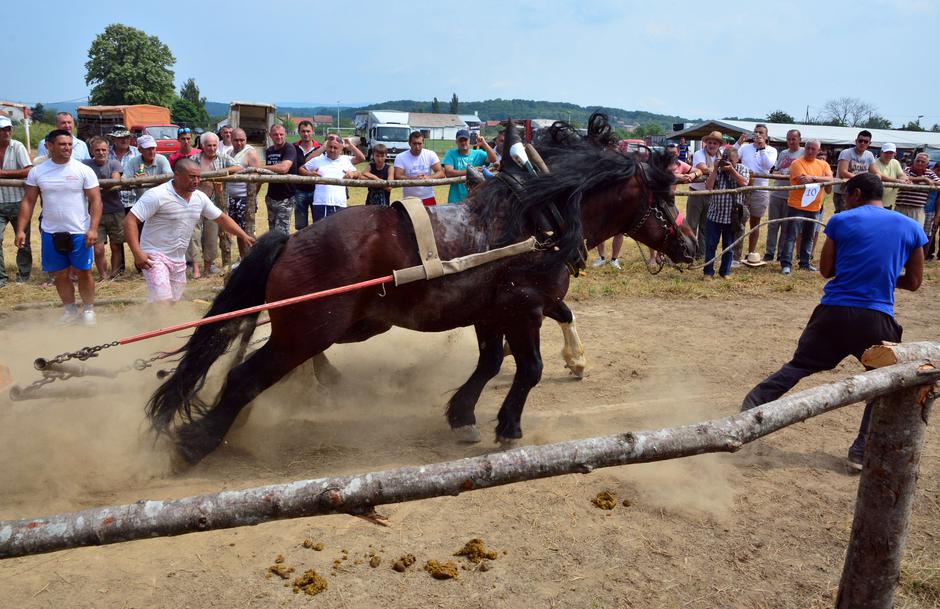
0, 140, 32, 203
707, 164, 749, 224
895, 167, 939, 208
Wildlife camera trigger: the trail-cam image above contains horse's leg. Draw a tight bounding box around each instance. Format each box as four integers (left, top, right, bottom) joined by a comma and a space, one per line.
175, 341, 309, 465
495, 320, 544, 443
545, 301, 586, 379
445, 325, 505, 443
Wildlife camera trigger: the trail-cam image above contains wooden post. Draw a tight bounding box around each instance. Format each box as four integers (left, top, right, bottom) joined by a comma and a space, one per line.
836, 356, 938, 608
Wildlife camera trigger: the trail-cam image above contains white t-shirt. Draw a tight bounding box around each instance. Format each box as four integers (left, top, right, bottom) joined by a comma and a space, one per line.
25, 158, 99, 234
393, 149, 441, 199
0, 140, 33, 203
131, 181, 222, 262
735, 143, 777, 186
690, 149, 718, 191
834, 148, 875, 193
303, 155, 357, 207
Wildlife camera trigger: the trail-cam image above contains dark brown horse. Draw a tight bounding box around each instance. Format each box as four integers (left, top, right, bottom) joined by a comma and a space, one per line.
147, 125, 696, 465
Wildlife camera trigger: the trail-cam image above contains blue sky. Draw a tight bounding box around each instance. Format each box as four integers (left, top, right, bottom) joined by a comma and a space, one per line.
5, 0, 938, 126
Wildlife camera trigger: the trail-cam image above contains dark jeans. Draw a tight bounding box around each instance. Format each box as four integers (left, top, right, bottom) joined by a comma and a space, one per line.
312, 205, 343, 222
741, 304, 903, 451
833, 192, 845, 213
0, 201, 32, 281
704, 218, 734, 277
764, 196, 788, 260
779, 207, 818, 268
294, 190, 315, 230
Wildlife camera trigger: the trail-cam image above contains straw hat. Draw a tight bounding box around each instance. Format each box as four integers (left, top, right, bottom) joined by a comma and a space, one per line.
702, 131, 724, 145
742, 252, 767, 267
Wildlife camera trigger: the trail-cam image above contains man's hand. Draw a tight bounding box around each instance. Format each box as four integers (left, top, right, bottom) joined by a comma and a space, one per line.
243, 235, 257, 247
84, 229, 98, 248
797, 175, 815, 184
14, 230, 26, 249
737, 133, 748, 145
134, 251, 153, 270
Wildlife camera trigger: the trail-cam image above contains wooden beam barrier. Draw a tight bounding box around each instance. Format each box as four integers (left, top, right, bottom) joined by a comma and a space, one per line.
0, 173, 467, 190
1, 357, 937, 559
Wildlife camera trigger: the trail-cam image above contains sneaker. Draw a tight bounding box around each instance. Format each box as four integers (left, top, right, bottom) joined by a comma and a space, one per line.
609, 258, 622, 270
702, 274, 714, 281
799, 263, 819, 272
15, 275, 28, 284
847, 444, 865, 471
781, 266, 792, 276
81, 309, 97, 326
57, 309, 80, 326
591, 256, 606, 268
762, 254, 774, 262
208, 264, 222, 275
730, 260, 742, 268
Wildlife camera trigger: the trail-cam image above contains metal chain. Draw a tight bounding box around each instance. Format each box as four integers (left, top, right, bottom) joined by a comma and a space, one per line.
44, 340, 121, 365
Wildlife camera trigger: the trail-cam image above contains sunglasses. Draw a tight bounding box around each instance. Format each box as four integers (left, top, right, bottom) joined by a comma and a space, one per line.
177, 128, 192, 135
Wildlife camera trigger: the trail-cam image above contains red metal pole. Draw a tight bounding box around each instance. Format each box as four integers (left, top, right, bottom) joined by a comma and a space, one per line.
117, 274, 394, 346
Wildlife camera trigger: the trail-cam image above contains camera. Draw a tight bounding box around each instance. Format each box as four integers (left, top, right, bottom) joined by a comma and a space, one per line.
470, 132, 478, 145
718, 159, 731, 168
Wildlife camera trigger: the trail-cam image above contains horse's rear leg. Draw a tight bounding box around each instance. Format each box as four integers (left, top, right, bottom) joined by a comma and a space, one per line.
446, 326, 505, 443
495, 321, 543, 443
546, 301, 586, 379
176, 342, 308, 465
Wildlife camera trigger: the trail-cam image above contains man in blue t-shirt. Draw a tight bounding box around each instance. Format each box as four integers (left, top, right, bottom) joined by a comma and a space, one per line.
442, 129, 497, 203
740, 173, 926, 470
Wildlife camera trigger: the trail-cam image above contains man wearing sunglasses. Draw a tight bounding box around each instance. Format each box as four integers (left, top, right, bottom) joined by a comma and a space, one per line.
833, 130, 875, 213
169, 127, 201, 170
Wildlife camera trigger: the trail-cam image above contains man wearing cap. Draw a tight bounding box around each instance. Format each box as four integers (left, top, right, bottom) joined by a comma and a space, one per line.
125, 158, 255, 304
394, 131, 444, 206
764, 129, 803, 262
686, 131, 723, 258
894, 152, 940, 229
36, 112, 90, 160
107, 125, 139, 213
833, 130, 875, 213
442, 130, 496, 203
734, 124, 777, 266
868, 143, 910, 211
0, 115, 34, 285
16, 129, 102, 325
122, 135, 171, 209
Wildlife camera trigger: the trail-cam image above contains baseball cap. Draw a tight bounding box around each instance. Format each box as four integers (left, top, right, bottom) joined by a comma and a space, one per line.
137, 135, 157, 149
455, 129, 470, 140
0, 116, 12, 129
881, 142, 897, 153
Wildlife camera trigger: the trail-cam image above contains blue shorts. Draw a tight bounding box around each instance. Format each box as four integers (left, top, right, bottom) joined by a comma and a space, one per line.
41, 231, 94, 272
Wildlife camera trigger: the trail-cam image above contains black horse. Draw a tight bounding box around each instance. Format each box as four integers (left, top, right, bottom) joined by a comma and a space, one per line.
147, 119, 696, 464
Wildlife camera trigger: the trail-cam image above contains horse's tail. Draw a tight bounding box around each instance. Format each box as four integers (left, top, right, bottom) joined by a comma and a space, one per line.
146, 230, 291, 433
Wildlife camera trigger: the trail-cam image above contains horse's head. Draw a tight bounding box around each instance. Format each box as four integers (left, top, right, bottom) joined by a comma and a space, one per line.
621, 152, 696, 264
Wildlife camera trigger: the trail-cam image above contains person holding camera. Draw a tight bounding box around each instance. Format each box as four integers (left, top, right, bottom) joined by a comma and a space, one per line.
702, 147, 749, 279
442, 130, 497, 203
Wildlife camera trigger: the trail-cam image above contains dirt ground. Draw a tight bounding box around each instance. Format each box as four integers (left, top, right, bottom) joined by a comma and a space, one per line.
0, 279, 937, 608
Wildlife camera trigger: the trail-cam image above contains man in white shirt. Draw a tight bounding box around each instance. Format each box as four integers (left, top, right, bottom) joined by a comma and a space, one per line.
0, 115, 34, 285
734, 124, 777, 265
393, 131, 444, 205
16, 130, 102, 325
124, 158, 255, 303
299, 137, 361, 221
35, 112, 91, 160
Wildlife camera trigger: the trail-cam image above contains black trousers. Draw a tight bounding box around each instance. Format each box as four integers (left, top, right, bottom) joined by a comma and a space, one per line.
741, 304, 903, 446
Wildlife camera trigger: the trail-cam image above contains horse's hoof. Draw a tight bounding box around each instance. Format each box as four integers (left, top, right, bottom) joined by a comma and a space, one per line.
566, 364, 586, 379
495, 435, 519, 448
452, 424, 481, 444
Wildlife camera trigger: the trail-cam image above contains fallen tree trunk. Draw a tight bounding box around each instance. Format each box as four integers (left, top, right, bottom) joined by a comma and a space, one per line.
862, 341, 940, 369
1, 359, 937, 559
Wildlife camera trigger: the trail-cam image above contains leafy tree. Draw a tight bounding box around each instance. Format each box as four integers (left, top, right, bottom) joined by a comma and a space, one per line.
819, 97, 875, 127
900, 120, 925, 132
633, 122, 664, 137
861, 114, 892, 129
280, 116, 296, 134
171, 98, 205, 128
931, 123, 940, 133
180, 78, 206, 108
30, 103, 46, 124
431, 97, 440, 113
449, 93, 459, 114
766, 110, 795, 123
85, 24, 176, 107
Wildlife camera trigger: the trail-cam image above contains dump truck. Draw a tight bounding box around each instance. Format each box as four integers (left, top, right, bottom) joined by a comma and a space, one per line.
354, 110, 412, 160
228, 101, 277, 147
77, 105, 179, 155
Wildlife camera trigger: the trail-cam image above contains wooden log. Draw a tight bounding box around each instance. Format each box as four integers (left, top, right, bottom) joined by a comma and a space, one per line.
861, 341, 940, 369
0, 173, 466, 190
835, 379, 936, 609
1, 359, 937, 559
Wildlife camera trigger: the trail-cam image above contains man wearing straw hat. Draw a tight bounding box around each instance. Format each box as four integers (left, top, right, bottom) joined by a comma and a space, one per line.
686, 130, 723, 258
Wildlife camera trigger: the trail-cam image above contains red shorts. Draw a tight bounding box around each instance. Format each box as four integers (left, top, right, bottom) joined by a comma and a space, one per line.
421, 197, 437, 206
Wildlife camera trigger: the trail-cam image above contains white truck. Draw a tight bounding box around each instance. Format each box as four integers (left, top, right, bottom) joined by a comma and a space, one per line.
354, 110, 412, 160
229, 101, 277, 147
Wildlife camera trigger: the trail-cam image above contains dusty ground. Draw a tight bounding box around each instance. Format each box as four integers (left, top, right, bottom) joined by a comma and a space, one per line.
0, 280, 937, 608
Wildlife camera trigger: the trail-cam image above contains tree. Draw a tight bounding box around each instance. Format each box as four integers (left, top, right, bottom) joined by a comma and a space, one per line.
766, 110, 795, 123
931, 124, 940, 133
861, 114, 892, 129
171, 98, 205, 128
900, 120, 925, 132
449, 93, 459, 114
85, 23, 176, 107
431, 97, 440, 113
280, 116, 296, 135
633, 123, 664, 137
30, 103, 46, 124
177, 78, 210, 127
819, 97, 876, 127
